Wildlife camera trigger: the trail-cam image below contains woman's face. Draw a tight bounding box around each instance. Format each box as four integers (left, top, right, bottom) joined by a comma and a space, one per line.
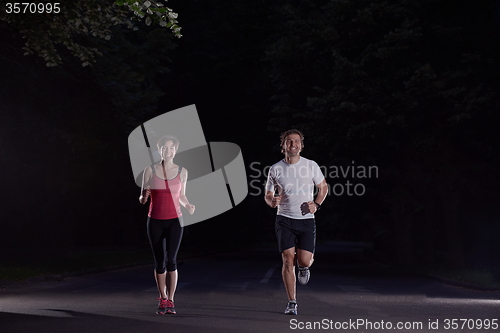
159, 140, 177, 161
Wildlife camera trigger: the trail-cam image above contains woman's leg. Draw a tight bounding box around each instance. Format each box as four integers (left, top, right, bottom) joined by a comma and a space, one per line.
154, 272, 167, 299
165, 217, 184, 301
147, 217, 168, 299
166, 270, 178, 301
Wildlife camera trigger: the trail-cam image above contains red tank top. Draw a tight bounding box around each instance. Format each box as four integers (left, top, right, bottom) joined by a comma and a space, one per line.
148, 166, 183, 219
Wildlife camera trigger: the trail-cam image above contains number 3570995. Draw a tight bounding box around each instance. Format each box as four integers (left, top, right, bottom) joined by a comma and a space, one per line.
5, 3, 61, 14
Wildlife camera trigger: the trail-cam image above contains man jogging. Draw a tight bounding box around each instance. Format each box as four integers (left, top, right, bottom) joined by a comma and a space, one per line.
264, 129, 328, 315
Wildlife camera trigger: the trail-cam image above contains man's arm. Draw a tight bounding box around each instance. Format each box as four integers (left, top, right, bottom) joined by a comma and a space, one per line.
307, 179, 328, 213
314, 179, 328, 205
265, 190, 281, 208
264, 167, 280, 208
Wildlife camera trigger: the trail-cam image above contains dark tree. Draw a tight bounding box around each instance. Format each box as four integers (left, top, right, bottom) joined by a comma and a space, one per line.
265, 0, 500, 270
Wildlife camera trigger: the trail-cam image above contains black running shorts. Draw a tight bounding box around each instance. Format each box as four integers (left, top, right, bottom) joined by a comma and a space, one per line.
275, 215, 316, 253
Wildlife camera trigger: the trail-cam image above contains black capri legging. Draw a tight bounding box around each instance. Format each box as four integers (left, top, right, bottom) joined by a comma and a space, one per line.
147, 216, 184, 274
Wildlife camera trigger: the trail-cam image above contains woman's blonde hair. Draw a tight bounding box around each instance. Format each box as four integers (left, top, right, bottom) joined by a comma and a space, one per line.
157, 135, 179, 150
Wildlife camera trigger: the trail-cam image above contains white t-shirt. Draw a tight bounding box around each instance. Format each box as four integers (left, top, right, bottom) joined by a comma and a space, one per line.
265, 156, 325, 219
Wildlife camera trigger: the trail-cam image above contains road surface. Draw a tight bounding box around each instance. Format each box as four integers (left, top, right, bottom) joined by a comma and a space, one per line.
1, 242, 499, 332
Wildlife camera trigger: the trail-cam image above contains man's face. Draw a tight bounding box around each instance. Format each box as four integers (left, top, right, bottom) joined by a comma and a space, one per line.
284, 133, 302, 157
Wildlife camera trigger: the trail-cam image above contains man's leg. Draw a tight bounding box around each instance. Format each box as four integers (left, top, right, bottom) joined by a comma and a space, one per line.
296, 249, 313, 286
296, 248, 314, 268
295, 218, 316, 285
276, 216, 299, 314
281, 247, 297, 301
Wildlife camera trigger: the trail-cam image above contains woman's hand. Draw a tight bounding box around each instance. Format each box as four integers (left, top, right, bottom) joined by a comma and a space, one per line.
185, 203, 195, 214
139, 187, 151, 204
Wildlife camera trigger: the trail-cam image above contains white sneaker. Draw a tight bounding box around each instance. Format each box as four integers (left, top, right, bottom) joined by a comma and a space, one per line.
297, 266, 310, 285
284, 301, 297, 315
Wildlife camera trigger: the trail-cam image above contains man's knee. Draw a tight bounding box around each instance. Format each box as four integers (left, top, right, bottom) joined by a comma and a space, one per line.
281, 248, 296, 268
297, 251, 314, 268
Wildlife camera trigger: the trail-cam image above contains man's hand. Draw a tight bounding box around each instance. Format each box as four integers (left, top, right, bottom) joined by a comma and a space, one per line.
301, 201, 317, 215
271, 195, 281, 208
307, 201, 317, 214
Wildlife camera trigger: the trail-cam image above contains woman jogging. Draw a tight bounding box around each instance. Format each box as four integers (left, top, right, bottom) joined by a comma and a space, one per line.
139, 135, 195, 314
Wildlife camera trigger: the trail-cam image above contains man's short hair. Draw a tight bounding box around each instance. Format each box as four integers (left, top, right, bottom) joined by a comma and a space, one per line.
280, 129, 304, 154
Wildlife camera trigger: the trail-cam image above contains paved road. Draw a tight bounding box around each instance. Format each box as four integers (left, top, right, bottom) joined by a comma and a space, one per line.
1, 242, 499, 332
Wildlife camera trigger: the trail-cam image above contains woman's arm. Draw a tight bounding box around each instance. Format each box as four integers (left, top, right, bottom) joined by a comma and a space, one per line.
179, 168, 195, 214
139, 166, 152, 204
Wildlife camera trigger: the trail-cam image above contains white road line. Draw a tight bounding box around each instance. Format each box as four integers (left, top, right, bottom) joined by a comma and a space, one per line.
260, 267, 276, 283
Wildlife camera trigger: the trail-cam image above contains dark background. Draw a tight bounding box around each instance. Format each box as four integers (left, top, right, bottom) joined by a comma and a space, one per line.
1, 0, 500, 281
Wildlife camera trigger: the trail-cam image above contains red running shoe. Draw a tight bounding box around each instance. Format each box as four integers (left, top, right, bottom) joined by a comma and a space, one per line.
156, 298, 168, 314
165, 300, 176, 314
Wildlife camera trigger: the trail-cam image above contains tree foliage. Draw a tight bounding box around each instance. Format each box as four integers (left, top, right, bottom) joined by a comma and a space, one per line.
265, 0, 500, 269
1, 0, 181, 66
266, 0, 499, 159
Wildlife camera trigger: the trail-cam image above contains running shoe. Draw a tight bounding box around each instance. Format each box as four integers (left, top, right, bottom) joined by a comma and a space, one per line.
284, 301, 298, 315
165, 300, 176, 314
157, 298, 168, 314
297, 266, 310, 285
